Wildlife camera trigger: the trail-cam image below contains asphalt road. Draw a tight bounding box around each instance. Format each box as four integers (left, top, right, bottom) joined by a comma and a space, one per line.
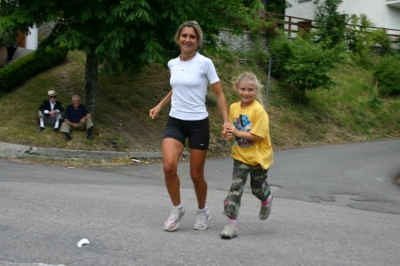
0, 139, 399, 266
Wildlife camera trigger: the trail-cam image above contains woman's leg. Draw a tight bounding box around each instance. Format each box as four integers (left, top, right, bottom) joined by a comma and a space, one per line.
162, 138, 184, 206
189, 149, 208, 209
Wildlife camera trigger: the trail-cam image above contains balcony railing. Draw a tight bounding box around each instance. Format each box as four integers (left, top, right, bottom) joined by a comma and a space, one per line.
386, 0, 400, 8
260, 12, 400, 43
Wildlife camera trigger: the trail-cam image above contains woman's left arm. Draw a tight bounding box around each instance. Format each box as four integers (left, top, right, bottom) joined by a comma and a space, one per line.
211, 81, 229, 123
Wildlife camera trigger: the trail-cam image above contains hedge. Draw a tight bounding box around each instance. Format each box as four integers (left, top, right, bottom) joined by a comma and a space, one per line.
0, 43, 68, 95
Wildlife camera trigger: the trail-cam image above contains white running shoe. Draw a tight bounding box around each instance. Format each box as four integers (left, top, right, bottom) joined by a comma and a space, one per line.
163, 207, 185, 232
193, 207, 210, 230
220, 223, 237, 239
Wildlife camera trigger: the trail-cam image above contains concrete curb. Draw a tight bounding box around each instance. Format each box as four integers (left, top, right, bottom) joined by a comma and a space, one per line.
0, 141, 164, 160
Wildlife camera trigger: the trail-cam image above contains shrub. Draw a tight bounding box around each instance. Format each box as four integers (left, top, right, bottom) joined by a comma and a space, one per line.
0, 43, 68, 95
313, 0, 347, 49
267, 30, 293, 78
370, 29, 393, 56
283, 38, 345, 103
373, 56, 400, 96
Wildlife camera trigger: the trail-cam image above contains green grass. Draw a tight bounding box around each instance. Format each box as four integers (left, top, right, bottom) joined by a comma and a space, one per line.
0, 49, 399, 164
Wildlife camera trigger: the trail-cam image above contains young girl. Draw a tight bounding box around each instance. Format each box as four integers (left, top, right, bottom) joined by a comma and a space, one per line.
221, 72, 273, 239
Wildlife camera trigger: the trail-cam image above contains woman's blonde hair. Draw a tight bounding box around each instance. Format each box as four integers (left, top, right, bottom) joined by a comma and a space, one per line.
232, 72, 264, 108
174, 21, 203, 49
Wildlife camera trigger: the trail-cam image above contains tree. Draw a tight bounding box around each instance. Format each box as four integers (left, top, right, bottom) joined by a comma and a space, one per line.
283, 37, 344, 103
266, 0, 291, 15
313, 0, 347, 49
0, 0, 261, 113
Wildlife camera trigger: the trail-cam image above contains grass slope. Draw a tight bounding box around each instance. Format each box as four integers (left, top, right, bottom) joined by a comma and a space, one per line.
0, 50, 399, 164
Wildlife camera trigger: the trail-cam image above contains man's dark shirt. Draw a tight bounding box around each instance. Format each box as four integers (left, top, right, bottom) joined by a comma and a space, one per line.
39, 100, 64, 115
64, 104, 89, 123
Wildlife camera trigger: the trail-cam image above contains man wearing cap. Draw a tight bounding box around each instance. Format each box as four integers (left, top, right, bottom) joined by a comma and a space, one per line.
38, 90, 64, 132
60, 95, 94, 141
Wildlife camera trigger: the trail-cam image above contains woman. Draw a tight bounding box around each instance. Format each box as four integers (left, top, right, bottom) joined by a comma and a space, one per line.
149, 21, 229, 232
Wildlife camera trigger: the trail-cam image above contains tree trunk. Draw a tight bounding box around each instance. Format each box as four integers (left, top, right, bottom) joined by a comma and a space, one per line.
84, 53, 98, 114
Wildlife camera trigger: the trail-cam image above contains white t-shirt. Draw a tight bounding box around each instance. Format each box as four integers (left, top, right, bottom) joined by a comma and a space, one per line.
168, 53, 220, 120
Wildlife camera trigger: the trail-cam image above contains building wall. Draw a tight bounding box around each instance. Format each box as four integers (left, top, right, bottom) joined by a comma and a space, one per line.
285, 0, 400, 35
25, 25, 38, 50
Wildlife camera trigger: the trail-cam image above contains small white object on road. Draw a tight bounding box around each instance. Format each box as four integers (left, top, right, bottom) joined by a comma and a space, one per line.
77, 238, 90, 247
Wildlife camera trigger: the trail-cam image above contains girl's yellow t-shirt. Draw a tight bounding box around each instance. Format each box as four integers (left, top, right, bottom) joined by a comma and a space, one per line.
229, 100, 273, 170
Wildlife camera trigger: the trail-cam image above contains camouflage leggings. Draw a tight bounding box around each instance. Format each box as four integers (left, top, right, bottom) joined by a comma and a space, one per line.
223, 160, 270, 219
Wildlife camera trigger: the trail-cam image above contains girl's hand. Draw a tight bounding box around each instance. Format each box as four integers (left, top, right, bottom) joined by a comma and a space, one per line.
224, 123, 236, 134
223, 123, 235, 140
221, 126, 233, 141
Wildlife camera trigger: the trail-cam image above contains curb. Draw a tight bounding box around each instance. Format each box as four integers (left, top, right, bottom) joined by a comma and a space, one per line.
0, 142, 164, 160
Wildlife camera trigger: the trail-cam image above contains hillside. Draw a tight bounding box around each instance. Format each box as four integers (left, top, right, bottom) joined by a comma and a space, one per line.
0, 50, 399, 163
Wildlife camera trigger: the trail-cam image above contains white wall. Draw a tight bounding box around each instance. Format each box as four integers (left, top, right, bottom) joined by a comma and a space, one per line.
286, 0, 315, 20
25, 25, 38, 50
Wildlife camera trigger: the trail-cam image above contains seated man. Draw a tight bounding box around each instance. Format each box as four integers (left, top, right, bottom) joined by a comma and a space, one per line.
60, 95, 94, 141
38, 90, 64, 132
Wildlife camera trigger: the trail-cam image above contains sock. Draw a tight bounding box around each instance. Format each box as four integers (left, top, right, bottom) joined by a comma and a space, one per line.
173, 203, 183, 210
198, 207, 207, 212
87, 127, 92, 137
228, 218, 237, 228
262, 195, 271, 206
54, 121, 59, 128
40, 120, 44, 127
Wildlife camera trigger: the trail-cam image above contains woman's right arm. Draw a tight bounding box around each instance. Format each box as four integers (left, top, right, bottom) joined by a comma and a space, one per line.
149, 90, 172, 119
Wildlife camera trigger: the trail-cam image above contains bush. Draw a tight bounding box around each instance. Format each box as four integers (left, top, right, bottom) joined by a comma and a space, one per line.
373, 56, 400, 96
0, 43, 68, 95
267, 30, 293, 78
370, 29, 393, 56
283, 38, 344, 103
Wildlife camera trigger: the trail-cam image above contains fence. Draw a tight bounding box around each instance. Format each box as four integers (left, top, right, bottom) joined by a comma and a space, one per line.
261, 11, 400, 43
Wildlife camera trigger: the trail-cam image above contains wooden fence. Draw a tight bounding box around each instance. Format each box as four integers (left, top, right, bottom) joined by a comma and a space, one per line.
261, 11, 400, 43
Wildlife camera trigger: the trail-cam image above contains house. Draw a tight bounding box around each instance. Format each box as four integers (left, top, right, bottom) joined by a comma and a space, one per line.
0, 25, 38, 68
284, 0, 400, 39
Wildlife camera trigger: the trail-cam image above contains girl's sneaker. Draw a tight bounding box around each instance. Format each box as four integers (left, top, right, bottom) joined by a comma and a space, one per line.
163, 207, 185, 231
220, 224, 237, 239
259, 194, 273, 220
193, 207, 210, 230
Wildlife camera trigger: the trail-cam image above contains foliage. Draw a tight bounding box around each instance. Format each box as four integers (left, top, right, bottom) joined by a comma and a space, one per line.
0, 43, 68, 95
266, 29, 293, 78
345, 14, 375, 66
369, 29, 393, 56
245, 38, 270, 70
283, 37, 345, 103
266, 0, 292, 14
0, 0, 259, 112
373, 56, 400, 96
313, 0, 347, 49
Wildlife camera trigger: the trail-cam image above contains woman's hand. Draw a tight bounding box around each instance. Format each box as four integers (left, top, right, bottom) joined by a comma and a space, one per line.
149, 106, 161, 119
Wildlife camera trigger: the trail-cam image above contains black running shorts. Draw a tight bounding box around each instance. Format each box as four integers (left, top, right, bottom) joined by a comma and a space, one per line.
163, 116, 210, 150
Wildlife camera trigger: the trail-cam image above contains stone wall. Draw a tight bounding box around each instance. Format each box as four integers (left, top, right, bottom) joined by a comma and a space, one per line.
38, 22, 56, 38
216, 29, 267, 51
